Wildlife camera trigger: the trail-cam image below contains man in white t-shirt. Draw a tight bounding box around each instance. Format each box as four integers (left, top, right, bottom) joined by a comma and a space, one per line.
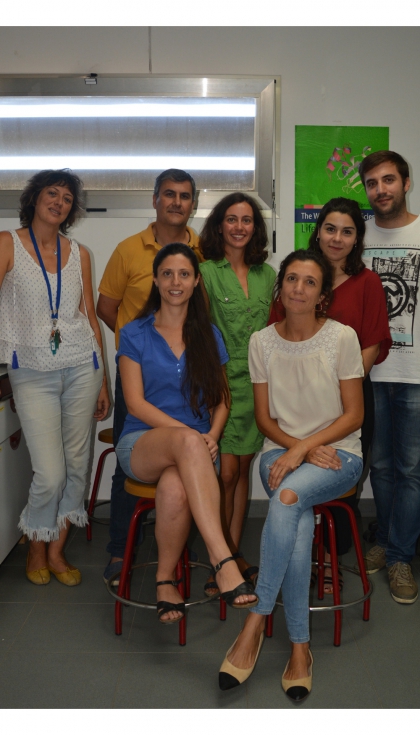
359, 150, 420, 604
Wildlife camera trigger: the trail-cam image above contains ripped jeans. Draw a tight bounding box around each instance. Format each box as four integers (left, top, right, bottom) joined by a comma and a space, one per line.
252, 447, 363, 643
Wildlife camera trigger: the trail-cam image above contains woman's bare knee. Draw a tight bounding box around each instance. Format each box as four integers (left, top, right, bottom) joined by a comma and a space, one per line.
238, 455, 254, 478
279, 488, 298, 505
221, 467, 239, 490
220, 455, 240, 488
131, 428, 204, 481
177, 428, 206, 456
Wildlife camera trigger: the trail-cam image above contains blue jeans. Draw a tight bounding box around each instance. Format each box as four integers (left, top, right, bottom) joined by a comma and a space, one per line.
252, 448, 363, 643
106, 368, 141, 558
8, 360, 104, 541
370, 382, 420, 565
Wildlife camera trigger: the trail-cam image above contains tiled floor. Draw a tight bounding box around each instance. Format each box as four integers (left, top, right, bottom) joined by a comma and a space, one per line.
0, 512, 419, 709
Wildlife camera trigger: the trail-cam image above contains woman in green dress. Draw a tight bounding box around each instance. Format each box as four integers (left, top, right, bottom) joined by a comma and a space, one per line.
200, 192, 276, 595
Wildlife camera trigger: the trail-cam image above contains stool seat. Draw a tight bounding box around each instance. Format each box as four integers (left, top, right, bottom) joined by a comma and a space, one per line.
125, 477, 157, 499
98, 427, 114, 444
338, 485, 357, 500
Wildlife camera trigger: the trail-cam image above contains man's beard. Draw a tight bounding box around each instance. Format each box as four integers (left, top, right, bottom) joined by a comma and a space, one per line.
371, 189, 406, 221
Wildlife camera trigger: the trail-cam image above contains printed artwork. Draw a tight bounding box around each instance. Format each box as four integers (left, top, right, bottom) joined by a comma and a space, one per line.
295, 126, 389, 249
366, 248, 420, 349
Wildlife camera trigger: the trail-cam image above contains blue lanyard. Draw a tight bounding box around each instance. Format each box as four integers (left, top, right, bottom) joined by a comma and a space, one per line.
29, 226, 61, 320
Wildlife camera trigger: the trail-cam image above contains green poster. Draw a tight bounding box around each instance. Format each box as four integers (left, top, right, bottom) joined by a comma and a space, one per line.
295, 125, 389, 249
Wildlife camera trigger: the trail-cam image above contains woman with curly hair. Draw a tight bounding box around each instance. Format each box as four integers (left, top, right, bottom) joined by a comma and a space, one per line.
0, 169, 110, 586
199, 193, 276, 596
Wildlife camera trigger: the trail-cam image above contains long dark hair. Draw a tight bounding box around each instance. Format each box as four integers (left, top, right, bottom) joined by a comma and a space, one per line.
19, 169, 85, 235
139, 243, 229, 416
308, 197, 365, 276
273, 249, 334, 318
200, 192, 269, 265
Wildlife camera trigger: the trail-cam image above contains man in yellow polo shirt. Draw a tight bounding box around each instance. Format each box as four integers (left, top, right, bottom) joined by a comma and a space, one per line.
97, 169, 201, 584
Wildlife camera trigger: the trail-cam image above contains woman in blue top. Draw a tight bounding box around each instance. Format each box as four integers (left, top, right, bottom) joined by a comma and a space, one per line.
115, 243, 258, 623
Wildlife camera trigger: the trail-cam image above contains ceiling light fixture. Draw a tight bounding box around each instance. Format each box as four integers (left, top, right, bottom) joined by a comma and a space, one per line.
0, 155, 255, 171
0, 102, 255, 118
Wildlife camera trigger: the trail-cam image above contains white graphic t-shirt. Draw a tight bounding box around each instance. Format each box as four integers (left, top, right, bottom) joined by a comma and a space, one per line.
364, 216, 420, 384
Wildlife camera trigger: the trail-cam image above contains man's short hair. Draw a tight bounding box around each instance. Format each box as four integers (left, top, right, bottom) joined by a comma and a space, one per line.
153, 169, 197, 202
359, 150, 410, 186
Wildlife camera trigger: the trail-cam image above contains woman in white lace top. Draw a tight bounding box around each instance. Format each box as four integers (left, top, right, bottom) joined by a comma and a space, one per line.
218, 249, 364, 702
0, 169, 110, 587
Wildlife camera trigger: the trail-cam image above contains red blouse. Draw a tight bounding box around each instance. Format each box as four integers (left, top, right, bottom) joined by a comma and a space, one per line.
268, 267, 392, 365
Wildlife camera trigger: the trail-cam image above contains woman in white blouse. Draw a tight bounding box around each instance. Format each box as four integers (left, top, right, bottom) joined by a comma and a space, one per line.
219, 249, 364, 702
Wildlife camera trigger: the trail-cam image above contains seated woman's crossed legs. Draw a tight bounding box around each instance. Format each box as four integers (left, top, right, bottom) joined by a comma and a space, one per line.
128, 426, 258, 612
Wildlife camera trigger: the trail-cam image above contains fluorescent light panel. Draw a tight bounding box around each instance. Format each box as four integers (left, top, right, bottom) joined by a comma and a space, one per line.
0, 103, 255, 118
0, 156, 255, 171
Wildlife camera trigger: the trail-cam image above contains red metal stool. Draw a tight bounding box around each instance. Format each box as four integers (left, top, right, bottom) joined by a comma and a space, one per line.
86, 427, 115, 541
106, 477, 214, 646
265, 487, 373, 646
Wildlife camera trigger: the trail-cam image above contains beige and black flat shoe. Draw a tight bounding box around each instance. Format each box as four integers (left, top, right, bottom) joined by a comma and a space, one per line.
219, 632, 264, 690
282, 650, 313, 703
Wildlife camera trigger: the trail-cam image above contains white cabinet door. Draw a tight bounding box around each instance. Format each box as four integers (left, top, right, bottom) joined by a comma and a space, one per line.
0, 396, 20, 444
0, 425, 32, 564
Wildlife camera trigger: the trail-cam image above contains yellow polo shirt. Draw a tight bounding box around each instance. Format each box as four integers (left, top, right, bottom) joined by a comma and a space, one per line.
98, 223, 202, 348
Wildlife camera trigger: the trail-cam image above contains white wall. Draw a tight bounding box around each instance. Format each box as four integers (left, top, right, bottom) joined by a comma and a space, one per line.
2, 26, 419, 501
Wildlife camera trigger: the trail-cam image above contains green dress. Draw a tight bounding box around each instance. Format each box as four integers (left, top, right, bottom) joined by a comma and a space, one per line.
200, 258, 277, 454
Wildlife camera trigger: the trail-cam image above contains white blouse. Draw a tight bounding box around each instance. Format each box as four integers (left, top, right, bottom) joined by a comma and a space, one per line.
248, 319, 364, 458
0, 230, 99, 371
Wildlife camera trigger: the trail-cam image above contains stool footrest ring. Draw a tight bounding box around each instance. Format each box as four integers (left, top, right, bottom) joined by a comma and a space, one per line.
274, 563, 373, 613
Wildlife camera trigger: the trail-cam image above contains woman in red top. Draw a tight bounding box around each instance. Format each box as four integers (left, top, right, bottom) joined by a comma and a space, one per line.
269, 197, 391, 589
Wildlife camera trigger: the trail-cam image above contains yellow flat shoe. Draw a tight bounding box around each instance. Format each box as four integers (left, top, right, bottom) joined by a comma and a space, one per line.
219, 631, 264, 690
48, 565, 81, 586
26, 555, 50, 586
282, 650, 313, 703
